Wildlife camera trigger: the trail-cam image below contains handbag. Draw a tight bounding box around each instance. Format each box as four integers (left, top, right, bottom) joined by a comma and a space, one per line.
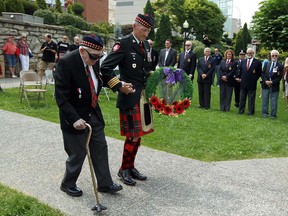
28, 49, 33, 58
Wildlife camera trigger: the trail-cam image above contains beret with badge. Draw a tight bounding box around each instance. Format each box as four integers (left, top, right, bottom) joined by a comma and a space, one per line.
81, 34, 103, 51
239, 50, 246, 55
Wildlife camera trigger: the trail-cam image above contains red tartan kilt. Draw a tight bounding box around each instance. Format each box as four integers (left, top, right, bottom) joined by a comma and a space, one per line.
119, 104, 154, 137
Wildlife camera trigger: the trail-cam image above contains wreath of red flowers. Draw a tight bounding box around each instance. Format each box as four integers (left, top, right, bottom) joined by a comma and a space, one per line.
149, 95, 191, 117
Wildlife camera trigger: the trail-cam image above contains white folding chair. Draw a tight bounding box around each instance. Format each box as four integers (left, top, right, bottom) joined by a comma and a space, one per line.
20, 71, 47, 107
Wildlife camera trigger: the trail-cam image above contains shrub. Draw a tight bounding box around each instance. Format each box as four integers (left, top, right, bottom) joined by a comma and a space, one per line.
64, 25, 81, 41
193, 44, 205, 59
55, 0, 62, 13
33, 9, 57, 25
35, 0, 47, 9
21, 0, 39, 15
71, 3, 84, 16
57, 13, 89, 30
0, 0, 6, 16
5, 0, 24, 13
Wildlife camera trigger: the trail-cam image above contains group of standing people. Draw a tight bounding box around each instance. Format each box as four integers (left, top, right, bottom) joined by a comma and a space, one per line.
1, 33, 81, 79
2, 34, 30, 78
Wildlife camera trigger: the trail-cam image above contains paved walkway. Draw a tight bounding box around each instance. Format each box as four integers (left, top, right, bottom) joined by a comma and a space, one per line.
1, 109, 288, 216
1, 79, 288, 215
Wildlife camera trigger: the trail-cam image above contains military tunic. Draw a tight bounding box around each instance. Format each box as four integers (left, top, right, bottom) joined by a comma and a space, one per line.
101, 34, 150, 110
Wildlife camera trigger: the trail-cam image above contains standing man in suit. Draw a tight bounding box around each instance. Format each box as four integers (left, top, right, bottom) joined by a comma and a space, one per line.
158, 39, 177, 67
197, 47, 215, 109
261, 50, 283, 118
177, 40, 197, 81
234, 50, 246, 108
55, 35, 122, 197
101, 14, 155, 186
238, 48, 262, 115
147, 39, 158, 71
212, 48, 223, 86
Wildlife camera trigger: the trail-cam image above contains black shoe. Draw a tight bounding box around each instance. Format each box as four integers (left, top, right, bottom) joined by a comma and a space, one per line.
130, 168, 147, 180
60, 184, 83, 197
97, 182, 123, 193
118, 169, 136, 186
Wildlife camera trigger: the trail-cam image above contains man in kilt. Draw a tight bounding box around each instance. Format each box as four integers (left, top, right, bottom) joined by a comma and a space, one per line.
101, 14, 154, 186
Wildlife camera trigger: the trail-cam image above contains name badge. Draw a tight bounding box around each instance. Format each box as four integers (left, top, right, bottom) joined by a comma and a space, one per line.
273, 67, 278, 73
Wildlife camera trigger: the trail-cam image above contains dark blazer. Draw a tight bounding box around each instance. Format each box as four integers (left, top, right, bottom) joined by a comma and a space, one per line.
158, 48, 177, 67
177, 50, 197, 80
55, 50, 104, 134
101, 34, 150, 109
261, 61, 283, 92
239, 58, 262, 90
197, 56, 215, 84
148, 48, 159, 71
219, 59, 237, 86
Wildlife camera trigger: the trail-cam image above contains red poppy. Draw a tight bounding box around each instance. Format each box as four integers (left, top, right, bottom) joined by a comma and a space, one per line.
174, 105, 184, 114
181, 99, 191, 109
161, 98, 167, 106
155, 103, 164, 111
150, 95, 160, 105
163, 105, 173, 115
172, 101, 179, 106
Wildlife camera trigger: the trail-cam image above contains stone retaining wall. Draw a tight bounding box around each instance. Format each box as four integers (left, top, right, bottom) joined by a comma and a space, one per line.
0, 17, 113, 78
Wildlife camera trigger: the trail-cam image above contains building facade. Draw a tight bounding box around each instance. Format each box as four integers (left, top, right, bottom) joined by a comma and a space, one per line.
114, 0, 156, 25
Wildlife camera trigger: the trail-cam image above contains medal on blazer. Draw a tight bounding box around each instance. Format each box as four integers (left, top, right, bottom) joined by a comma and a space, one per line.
77, 88, 82, 99
187, 58, 190, 62
229, 67, 232, 70
132, 63, 136, 68
208, 64, 211, 68
253, 69, 256, 73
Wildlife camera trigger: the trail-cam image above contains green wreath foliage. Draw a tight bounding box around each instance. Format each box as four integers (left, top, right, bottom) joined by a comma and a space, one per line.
145, 67, 193, 104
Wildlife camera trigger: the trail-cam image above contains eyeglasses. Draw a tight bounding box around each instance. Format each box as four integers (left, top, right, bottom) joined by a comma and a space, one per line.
185, 44, 191, 46
84, 49, 103, 61
247, 52, 253, 54
271, 55, 278, 57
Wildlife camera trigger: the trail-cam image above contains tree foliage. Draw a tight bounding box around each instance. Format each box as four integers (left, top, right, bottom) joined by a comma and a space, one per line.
153, 0, 226, 45
5, 0, 24, 13
0, 0, 6, 15
252, 0, 288, 51
154, 14, 172, 51
72, 3, 84, 17
242, 23, 252, 48
144, 0, 155, 40
36, 0, 47, 9
34, 9, 56, 25
55, 0, 62, 13
21, 0, 39, 15
234, 30, 245, 55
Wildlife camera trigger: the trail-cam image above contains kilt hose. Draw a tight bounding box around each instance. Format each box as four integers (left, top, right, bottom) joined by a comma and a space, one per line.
119, 104, 154, 170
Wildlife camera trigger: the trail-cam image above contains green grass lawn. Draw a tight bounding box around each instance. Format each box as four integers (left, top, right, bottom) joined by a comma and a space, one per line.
1, 83, 288, 215
0, 183, 64, 216
1, 84, 288, 162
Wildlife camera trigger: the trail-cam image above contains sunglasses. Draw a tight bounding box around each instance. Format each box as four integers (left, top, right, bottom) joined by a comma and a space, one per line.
84, 49, 103, 61
271, 55, 278, 57
185, 44, 191, 46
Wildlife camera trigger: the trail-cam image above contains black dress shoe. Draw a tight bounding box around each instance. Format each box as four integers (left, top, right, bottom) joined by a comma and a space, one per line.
98, 183, 123, 193
129, 168, 147, 180
60, 184, 83, 197
118, 169, 136, 186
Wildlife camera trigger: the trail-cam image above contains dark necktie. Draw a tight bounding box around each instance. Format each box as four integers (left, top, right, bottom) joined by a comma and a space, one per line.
247, 59, 251, 70
85, 65, 98, 108
139, 42, 144, 55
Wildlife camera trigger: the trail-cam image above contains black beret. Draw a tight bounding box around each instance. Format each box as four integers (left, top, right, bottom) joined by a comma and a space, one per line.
81, 34, 103, 51
239, 50, 246, 55
135, 14, 154, 28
